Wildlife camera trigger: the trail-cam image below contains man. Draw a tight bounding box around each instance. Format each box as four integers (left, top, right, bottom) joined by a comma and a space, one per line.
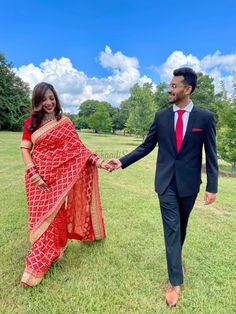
107, 67, 218, 307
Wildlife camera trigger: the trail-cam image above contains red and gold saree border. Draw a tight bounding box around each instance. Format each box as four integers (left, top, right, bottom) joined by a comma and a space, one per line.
21, 268, 44, 287
90, 168, 106, 240
31, 115, 69, 145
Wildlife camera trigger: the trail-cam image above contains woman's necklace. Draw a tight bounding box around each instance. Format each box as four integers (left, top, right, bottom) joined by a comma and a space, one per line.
41, 112, 56, 124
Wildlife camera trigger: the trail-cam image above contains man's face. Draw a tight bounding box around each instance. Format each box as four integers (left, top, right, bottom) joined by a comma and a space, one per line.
168, 75, 192, 104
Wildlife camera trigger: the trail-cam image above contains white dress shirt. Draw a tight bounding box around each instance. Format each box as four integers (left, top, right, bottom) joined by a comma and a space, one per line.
173, 101, 193, 137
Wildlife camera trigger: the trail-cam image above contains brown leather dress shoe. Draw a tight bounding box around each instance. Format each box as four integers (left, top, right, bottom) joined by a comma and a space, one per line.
165, 284, 181, 307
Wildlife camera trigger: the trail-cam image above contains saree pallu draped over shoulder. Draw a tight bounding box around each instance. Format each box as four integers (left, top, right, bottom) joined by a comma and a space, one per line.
21, 116, 106, 287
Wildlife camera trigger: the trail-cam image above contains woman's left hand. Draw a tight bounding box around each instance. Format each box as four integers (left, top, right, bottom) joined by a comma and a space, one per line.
36, 177, 49, 191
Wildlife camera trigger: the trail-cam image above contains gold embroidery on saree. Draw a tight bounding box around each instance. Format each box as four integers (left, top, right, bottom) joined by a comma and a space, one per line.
31, 116, 69, 145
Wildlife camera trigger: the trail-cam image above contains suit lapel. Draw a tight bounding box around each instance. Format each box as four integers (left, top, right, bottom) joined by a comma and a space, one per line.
167, 106, 177, 154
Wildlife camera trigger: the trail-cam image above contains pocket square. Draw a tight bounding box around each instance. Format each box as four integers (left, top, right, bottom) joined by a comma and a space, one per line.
192, 128, 203, 132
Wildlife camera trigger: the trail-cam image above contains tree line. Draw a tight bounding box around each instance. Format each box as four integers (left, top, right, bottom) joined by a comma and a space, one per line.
0, 53, 235, 172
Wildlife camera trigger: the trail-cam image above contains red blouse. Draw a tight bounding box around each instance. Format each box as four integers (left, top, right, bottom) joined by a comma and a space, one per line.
20, 117, 33, 150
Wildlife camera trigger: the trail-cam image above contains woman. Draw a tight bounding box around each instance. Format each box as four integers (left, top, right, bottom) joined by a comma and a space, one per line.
20, 82, 107, 287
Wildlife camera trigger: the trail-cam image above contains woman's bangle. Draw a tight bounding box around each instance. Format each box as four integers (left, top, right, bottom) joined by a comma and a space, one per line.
96, 159, 104, 168
26, 162, 35, 169
31, 173, 42, 183
26, 167, 37, 177
25, 164, 42, 184
26, 165, 37, 178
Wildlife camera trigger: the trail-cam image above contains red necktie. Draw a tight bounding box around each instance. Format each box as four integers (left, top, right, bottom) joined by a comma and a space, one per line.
176, 110, 185, 152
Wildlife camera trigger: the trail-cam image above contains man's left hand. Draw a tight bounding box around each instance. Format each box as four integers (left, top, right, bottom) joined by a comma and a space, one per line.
204, 192, 216, 205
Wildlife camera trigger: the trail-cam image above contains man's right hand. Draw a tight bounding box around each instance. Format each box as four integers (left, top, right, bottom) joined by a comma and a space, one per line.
106, 159, 122, 172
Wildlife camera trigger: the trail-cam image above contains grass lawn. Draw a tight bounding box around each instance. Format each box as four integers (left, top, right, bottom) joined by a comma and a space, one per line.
0, 130, 236, 314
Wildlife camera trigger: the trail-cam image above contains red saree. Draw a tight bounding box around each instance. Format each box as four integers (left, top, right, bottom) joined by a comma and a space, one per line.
20, 116, 106, 286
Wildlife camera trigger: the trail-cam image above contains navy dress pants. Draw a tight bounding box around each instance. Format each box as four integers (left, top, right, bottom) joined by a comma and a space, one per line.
158, 177, 197, 286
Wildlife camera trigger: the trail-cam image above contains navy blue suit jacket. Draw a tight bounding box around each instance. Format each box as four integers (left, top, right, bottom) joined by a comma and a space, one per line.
120, 105, 218, 197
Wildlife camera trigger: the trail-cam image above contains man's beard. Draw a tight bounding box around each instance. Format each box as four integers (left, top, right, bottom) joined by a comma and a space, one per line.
168, 92, 183, 104
168, 93, 176, 104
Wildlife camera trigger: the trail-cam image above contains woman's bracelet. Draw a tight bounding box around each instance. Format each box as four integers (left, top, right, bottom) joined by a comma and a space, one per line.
26, 162, 35, 169
96, 159, 104, 168
26, 166, 38, 178
31, 173, 42, 183
25, 163, 42, 184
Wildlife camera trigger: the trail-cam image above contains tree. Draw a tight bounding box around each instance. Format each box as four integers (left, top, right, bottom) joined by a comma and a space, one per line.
154, 82, 169, 110
109, 107, 124, 133
64, 112, 85, 129
190, 72, 229, 124
78, 100, 98, 128
116, 99, 134, 134
220, 79, 227, 100
79, 100, 98, 117
97, 102, 123, 133
125, 83, 155, 138
232, 70, 236, 100
191, 73, 216, 112
0, 53, 31, 130
75, 116, 89, 129
87, 104, 112, 133
78, 99, 116, 131
217, 102, 236, 173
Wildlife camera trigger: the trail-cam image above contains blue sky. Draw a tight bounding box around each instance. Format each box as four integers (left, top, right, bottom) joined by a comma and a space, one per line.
1, 0, 236, 111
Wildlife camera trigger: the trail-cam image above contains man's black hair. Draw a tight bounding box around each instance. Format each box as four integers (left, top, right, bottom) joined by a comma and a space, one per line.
173, 67, 197, 94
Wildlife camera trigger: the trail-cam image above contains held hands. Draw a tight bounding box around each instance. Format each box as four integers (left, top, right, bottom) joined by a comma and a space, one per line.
107, 159, 122, 172
99, 159, 122, 172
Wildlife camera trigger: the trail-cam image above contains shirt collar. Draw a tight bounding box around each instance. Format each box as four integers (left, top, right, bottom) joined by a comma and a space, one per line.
173, 100, 194, 112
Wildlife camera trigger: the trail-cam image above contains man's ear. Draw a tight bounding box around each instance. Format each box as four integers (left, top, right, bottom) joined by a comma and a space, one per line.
185, 85, 192, 95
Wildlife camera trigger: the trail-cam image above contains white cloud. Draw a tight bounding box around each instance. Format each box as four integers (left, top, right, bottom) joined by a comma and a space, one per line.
14, 47, 236, 113
156, 51, 201, 82
16, 63, 44, 86
14, 46, 151, 113
200, 50, 236, 72
99, 45, 139, 70
155, 50, 236, 95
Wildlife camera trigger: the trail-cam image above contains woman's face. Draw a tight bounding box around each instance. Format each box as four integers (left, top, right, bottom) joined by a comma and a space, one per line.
42, 88, 56, 114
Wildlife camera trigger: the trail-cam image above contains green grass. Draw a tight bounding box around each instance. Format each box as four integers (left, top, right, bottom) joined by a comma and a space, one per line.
0, 131, 236, 314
